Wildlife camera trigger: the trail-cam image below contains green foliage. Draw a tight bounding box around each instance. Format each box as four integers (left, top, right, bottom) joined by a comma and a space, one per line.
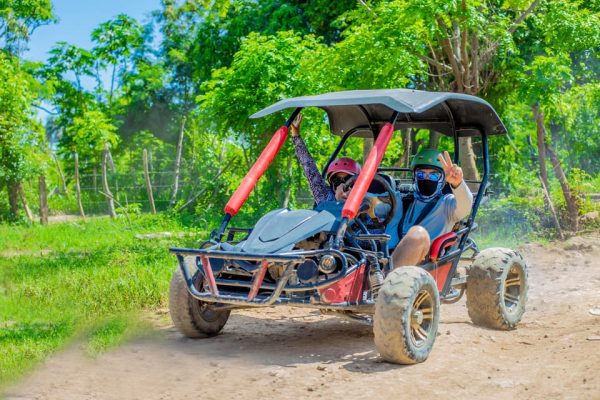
91, 14, 143, 66
0, 0, 55, 53
5, 0, 598, 232
91, 14, 144, 113
64, 109, 119, 161
0, 53, 46, 184
308, 1, 425, 91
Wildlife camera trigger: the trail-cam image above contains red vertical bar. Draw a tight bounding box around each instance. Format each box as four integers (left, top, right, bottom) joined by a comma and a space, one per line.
200, 255, 219, 295
248, 259, 269, 301
224, 126, 289, 216
342, 122, 395, 220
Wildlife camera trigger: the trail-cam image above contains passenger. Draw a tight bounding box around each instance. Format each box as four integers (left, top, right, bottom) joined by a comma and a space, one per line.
291, 113, 472, 267
290, 113, 361, 204
390, 148, 473, 268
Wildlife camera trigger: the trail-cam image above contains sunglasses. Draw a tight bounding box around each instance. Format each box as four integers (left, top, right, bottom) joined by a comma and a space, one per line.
330, 174, 353, 188
415, 170, 443, 182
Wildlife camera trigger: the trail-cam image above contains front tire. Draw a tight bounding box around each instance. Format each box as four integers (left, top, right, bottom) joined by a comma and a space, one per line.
466, 248, 528, 330
168, 265, 230, 338
374, 267, 440, 364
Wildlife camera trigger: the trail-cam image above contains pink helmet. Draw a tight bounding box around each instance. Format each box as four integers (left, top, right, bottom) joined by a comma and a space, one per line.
326, 157, 362, 181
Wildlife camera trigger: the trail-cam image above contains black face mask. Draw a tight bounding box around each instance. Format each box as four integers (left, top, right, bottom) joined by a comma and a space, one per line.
417, 179, 439, 197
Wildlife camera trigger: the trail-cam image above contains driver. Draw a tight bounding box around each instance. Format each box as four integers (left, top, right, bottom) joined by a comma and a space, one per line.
290, 113, 361, 205
389, 148, 473, 268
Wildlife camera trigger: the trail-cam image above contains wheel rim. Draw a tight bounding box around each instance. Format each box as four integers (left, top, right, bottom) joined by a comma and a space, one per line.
192, 274, 222, 322
410, 289, 434, 348
503, 264, 524, 313
195, 302, 221, 322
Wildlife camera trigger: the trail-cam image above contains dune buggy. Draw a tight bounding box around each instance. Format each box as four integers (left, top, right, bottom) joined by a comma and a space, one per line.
169, 89, 528, 364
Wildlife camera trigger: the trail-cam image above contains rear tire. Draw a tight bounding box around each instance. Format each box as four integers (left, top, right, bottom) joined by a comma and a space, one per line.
169, 265, 230, 338
374, 267, 440, 364
466, 248, 528, 330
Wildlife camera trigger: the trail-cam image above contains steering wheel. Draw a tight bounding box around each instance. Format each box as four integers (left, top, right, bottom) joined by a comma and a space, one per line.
342, 174, 397, 229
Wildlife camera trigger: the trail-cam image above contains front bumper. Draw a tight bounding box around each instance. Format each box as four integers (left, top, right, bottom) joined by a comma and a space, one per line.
169, 247, 371, 309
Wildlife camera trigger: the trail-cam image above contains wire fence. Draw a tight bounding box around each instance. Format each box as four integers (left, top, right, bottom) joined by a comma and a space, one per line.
76, 169, 178, 214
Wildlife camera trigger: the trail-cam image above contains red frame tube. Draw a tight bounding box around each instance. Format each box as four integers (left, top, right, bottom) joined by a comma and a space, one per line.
224, 126, 289, 216
342, 122, 395, 220
248, 259, 269, 301
200, 255, 219, 295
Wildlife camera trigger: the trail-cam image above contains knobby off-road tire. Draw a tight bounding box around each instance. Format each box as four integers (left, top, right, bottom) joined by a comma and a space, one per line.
169, 266, 230, 338
374, 267, 440, 364
466, 248, 528, 330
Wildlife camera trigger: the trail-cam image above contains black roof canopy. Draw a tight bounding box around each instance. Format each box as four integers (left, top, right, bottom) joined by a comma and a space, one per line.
250, 89, 507, 138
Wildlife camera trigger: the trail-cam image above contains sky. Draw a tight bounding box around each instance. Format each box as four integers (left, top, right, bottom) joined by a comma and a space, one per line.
25, 0, 161, 62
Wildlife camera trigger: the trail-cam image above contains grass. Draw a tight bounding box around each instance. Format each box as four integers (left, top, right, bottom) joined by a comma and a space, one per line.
0, 213, 204, 389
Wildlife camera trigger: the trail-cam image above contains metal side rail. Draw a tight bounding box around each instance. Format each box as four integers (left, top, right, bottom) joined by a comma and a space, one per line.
169, 247, 351, 307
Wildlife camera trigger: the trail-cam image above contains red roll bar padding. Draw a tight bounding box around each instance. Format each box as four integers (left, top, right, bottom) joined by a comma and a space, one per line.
224, 126, 289, 216
342, 122, 395, 220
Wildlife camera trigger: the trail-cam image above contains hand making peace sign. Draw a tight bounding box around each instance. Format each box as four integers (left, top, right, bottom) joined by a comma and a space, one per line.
438, 150, 464, 188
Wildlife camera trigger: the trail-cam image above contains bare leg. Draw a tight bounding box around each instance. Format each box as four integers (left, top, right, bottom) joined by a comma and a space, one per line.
391, 226, 431, 268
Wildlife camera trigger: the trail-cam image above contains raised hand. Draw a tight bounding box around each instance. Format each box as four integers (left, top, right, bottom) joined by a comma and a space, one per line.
290, 113, 303, 137
438, 150, 464, 188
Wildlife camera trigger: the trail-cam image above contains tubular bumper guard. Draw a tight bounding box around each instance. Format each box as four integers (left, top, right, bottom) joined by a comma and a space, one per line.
169, 247, 354, 307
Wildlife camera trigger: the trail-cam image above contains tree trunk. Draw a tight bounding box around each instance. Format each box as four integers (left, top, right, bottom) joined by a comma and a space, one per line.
8, 181, 19, 216
39, 175, 49, 225
537, 173, 564, 239
143, 149, 157, 214
171, 115, 187, 206
401, 129, 411, 167
17, 183, 33, 223
428, 131, 441, 149
458, 137, 479, 181
410, 129, 423, 156
74, 152, 85, 218
532, 104, 550, 191
102, 144, 116, 218
547, 145, 579, 232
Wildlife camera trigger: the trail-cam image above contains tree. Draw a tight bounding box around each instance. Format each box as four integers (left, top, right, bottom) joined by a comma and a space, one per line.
91, 14, 144, 113
0, 0, 54, 54
197, 31, 329, 211
0, 53, 45, 216
65, 109, 119, 162
492, 0, 600, 231
311, 0, 543, 179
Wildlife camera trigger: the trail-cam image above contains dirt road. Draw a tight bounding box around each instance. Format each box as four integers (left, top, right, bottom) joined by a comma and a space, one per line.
5, 235, 600, 400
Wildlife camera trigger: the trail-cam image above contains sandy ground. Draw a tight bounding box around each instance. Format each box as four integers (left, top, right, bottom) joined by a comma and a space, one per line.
5, 234, 600, 400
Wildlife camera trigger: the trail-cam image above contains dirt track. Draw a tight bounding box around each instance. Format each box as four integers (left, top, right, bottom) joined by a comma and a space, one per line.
5, 235, 600, 400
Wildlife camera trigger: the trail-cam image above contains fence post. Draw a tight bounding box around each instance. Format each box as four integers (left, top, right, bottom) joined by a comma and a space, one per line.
39, 175, 49, 225
74, 152, 86, 218
143, 149, 157, 214
171, 115, 186, 206
102, 144, 116, 218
